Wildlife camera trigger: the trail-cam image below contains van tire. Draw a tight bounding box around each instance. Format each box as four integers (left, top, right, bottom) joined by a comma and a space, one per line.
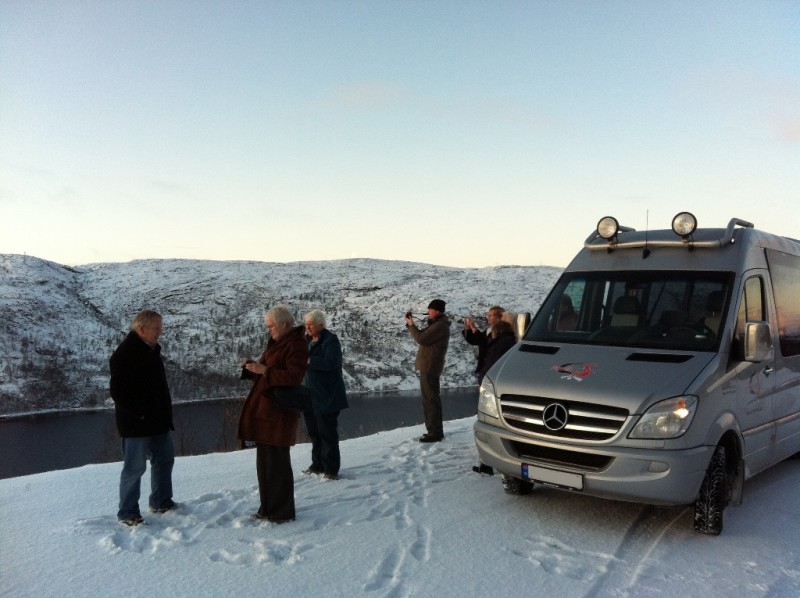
502, 474, 533, 495
693, 445, 726, 535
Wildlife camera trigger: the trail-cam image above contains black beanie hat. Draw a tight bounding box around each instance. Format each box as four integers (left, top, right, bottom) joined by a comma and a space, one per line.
427, 299, 446, 313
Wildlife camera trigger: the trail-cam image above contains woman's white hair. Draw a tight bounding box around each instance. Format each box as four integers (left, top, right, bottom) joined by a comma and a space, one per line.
304, 309, 327, 327
501, 311, 519, 339
265, 304, 295, 327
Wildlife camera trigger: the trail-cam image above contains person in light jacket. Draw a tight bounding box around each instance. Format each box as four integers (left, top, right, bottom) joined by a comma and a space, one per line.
405, 299, 450, 442
302, 310, 349, 480
238, 305, 308, 524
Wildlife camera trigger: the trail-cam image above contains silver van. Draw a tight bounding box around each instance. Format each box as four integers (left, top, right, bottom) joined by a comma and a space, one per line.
474, 213, 800, 534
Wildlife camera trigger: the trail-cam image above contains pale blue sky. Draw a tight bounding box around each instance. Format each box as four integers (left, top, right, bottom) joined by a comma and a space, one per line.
1, 1, 798, 268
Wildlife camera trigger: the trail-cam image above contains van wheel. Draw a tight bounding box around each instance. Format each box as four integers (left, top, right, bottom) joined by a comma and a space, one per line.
693, 445, 726, 535
502, 474, 533, 495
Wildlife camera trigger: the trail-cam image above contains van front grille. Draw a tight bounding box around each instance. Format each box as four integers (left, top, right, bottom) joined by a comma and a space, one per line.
509, 441, 613, 471
500, 394, 629, 441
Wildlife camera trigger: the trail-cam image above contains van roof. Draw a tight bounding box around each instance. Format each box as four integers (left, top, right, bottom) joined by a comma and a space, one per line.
568, 217, 800, 273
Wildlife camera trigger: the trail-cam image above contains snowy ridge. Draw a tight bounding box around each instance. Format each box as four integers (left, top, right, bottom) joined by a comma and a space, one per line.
0, 254, 562, 413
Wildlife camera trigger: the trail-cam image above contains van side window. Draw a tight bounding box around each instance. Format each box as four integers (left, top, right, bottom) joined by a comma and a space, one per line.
766, 249, 800, 357
732, 276, 766, 362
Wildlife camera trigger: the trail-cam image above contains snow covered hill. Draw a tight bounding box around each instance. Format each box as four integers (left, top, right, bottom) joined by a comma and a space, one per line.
0, 255, 561, 414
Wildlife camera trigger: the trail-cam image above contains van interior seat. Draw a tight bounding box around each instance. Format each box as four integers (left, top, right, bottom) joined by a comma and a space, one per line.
610, 296, 642, 327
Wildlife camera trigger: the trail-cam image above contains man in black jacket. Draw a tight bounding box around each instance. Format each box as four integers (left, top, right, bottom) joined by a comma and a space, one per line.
462, 306, 504, 380
110, 310, 176, 526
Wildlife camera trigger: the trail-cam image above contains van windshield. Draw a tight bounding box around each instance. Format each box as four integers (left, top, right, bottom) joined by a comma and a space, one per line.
524, 271, 734, 351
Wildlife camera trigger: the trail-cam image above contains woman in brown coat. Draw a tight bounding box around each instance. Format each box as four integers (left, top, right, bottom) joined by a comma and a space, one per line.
238, 305, 309, 523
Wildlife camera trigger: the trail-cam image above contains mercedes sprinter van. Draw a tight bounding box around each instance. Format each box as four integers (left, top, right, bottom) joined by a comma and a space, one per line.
474, 213, 800, 534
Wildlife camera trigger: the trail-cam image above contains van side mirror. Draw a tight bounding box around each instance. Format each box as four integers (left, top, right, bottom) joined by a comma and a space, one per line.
744, 321, 772, 362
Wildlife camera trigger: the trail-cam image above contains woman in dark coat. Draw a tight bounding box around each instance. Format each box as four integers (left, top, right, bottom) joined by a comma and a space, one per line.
238, 305, 308, 523
302, 310, 348, 479
478, 320, 517, 382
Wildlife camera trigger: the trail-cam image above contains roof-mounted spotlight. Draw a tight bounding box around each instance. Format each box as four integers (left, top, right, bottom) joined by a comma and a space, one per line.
672, 212, 697, 239
597, 216, 620, 241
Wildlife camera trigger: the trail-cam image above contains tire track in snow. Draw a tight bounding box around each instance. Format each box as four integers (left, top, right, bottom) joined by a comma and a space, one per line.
584, 504, 690, 597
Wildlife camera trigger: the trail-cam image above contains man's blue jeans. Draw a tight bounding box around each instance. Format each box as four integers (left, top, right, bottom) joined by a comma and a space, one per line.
118, 433, 175, 520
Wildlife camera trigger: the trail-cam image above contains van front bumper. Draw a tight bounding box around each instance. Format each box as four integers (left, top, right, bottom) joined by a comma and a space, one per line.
474, 419, 713, 506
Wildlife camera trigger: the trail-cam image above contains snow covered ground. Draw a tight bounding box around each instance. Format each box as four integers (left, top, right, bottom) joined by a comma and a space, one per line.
1, 417, 798, 597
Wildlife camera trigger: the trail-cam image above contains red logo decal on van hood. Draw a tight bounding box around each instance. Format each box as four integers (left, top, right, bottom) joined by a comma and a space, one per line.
551, 362, 597, 382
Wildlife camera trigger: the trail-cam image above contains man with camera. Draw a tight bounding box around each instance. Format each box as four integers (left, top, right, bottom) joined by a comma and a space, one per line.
462, 305, 505, 380
404, 299, 450, 442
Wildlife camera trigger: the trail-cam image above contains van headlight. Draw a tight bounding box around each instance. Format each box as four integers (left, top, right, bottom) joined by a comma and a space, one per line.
628, 395, 697, 440
478, 379, 500, 419
629, 395, 698, 439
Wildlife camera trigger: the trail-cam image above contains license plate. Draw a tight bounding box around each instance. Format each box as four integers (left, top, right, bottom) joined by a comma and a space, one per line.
521, 463, 583, 490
